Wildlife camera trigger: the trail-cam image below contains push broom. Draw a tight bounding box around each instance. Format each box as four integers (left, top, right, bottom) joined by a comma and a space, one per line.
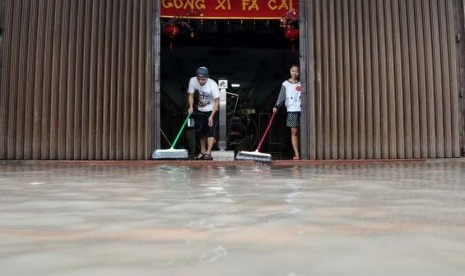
152, 113, 191, 159
235, 111, 277, 163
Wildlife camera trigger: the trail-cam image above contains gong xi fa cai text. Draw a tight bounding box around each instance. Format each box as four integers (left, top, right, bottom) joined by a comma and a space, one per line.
161, 0, 298, 19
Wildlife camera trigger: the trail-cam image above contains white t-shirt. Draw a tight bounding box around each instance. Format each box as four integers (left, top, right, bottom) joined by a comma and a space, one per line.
187, 77, 220, 112
282, 80, 301, 112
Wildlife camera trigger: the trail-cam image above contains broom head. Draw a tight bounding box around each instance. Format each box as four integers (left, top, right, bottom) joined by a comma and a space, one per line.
235, 150, 272, 163
152, 149, 188, 160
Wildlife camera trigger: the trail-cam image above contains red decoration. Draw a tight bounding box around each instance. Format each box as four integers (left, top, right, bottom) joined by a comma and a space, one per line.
162, 0, 298, 19
285, 27, 299, 54
285, 27, 299, 41
280, 8, 299, 29
163, 24, 180, 50
164, 24, 180, 38
161, 9, 201, 50
281, 8, 299, 54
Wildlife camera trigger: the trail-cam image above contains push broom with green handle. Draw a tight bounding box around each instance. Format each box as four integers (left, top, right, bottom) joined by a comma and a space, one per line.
152, 113, 192, 159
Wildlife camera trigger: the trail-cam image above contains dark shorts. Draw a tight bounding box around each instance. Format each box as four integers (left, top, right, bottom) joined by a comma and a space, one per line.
287, 112, 301, 128
194, 111, 219, 138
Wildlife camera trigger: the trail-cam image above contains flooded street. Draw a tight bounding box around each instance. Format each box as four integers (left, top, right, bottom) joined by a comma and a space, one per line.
0, 160, 464, 275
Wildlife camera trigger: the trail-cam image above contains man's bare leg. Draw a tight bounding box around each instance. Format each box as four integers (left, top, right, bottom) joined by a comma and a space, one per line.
197, 136, 207, 158
206, 137, 216, 155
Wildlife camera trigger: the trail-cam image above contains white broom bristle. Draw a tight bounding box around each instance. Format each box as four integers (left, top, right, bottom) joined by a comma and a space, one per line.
152, 149, 188, 159
235, 151, 272, 163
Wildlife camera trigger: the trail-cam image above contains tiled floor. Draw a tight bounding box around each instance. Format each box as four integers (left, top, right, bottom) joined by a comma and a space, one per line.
0, 159, 464, 275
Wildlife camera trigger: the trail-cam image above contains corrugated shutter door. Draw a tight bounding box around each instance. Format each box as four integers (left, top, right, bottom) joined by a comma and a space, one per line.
304, 0, 461, 159
0, 0, 155, 160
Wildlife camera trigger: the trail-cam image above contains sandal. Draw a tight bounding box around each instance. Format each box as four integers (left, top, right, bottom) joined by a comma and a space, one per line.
194, 153, 206, 160
203, 154, 213, 160
293, 156, 301, 160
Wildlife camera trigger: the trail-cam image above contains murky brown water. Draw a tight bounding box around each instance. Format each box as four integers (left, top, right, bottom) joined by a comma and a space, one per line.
1, 161, 464, 275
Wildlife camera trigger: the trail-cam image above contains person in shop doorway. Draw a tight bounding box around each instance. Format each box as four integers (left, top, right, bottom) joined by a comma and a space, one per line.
272, 64, 301, 160
187, 66, 220, 160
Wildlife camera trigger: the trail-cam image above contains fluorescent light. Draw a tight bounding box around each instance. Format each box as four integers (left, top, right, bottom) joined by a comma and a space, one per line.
231, 83, 240, 88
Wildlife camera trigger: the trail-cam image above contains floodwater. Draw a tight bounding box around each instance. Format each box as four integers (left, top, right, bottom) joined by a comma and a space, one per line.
0, 160, 464, 276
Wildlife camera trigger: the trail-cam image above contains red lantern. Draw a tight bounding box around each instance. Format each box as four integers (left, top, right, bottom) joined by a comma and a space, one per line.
285, 27, 299, 41
163, 24, 180, 49
285, 27, 299, 54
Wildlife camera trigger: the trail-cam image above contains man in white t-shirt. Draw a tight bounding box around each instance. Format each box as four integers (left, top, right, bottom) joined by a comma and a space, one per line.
187, 67, 220, 160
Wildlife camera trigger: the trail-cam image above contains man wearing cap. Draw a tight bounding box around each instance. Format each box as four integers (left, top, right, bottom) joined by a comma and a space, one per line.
187, 66, 220, 160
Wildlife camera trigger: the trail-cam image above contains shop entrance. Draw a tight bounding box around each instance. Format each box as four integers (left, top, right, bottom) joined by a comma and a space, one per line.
158, 18, 300, 159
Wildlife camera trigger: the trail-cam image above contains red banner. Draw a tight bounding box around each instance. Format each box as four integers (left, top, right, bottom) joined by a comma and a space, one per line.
161, 0, 298, 19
